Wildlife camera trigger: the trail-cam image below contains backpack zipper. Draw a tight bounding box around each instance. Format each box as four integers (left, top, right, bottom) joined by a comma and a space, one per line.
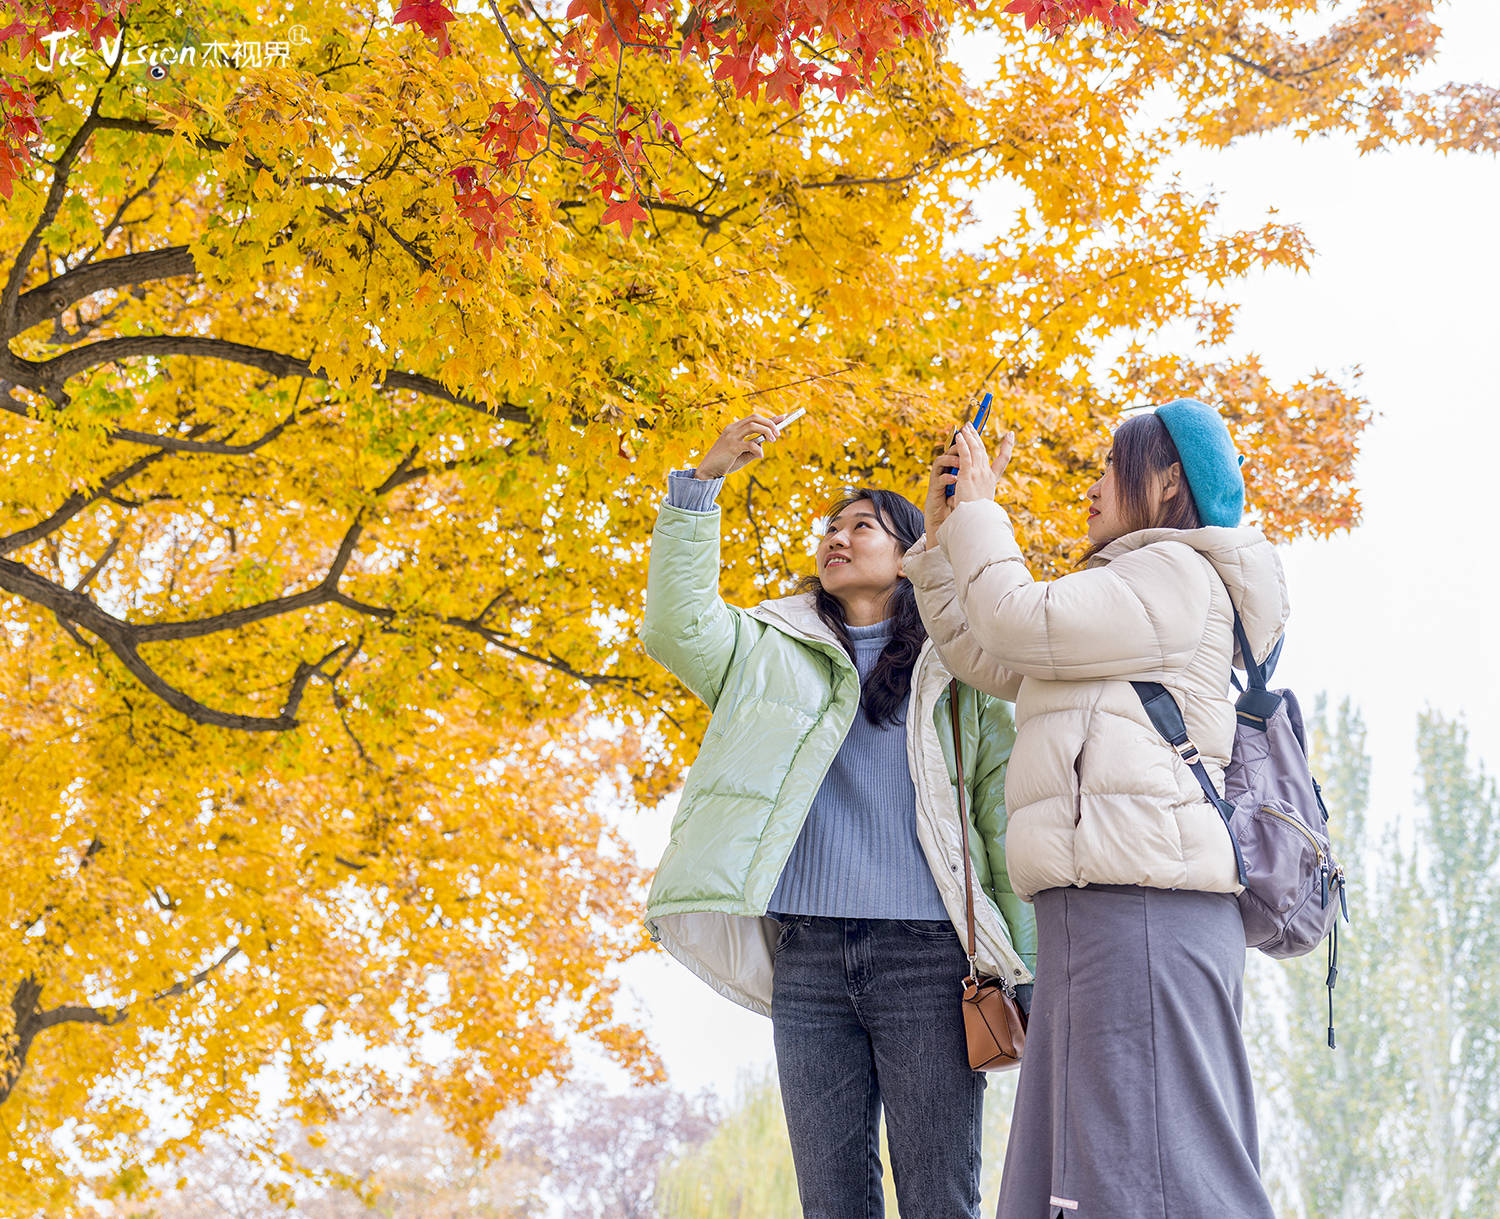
1259, 804, 1333, 909
1258, 804, 1326, 864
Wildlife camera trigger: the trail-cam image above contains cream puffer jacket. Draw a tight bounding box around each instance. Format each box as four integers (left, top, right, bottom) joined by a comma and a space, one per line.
904, 499, 1290, 901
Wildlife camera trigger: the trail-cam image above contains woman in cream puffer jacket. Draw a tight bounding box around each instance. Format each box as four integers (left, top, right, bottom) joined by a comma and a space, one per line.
907, 400, 1286, 1219
907, 491, 1288, 900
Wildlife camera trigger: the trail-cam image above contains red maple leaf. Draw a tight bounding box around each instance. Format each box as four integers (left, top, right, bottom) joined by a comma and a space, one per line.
712, 52, 757, 98
764, 57, 804, 106
601, 194, 649, 237
0, 77, 42, 198
393, 0, 456, 55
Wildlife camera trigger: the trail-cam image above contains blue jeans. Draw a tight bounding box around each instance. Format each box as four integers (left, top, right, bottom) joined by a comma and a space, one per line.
771, 916, 985, 1219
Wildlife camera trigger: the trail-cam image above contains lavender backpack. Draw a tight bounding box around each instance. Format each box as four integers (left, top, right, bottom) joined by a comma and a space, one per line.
1134, 604, 1350, 1047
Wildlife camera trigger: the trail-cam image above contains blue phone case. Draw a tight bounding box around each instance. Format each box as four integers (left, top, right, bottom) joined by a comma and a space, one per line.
946, 392, 993, 497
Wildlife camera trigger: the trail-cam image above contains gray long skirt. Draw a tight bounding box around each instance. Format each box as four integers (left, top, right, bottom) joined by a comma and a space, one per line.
997, 885, 1275, 1219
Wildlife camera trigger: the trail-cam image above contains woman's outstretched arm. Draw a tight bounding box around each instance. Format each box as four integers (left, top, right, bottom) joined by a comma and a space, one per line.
904, 535, 1023, 702
639, 414, 787, 707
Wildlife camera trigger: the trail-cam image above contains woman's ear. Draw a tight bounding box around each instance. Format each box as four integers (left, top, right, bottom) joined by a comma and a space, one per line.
1160, 462, 1184, 502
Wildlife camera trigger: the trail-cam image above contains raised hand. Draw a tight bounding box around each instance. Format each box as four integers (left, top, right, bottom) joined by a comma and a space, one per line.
925, 443, 961, 539
692, 413, 789, 480
952, 423, 1015, 504
926, 425, 1016, 538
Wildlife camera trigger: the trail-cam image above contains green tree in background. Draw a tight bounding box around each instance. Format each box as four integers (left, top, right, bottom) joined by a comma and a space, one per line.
656, 1070, 1021, 1217
1248, 703, 1500, 1218
655, 1074, 800, 1217
1246, 697, 1387, 1218
1396, 711, 1500, 1215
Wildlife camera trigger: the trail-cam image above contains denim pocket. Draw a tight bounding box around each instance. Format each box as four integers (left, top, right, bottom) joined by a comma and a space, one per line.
895, 918, 958, 941
775, 915, 809, 952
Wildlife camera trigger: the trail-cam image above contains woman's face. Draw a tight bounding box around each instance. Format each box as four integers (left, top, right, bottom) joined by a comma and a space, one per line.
1085, 452, 1126, 546
816, 501, 904, 601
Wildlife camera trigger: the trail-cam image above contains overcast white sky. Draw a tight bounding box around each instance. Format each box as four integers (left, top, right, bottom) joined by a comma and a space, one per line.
617, 1, 1500, 1100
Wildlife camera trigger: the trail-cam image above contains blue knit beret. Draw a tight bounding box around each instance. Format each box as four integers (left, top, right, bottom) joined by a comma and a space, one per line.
1154, 398, 1245, 528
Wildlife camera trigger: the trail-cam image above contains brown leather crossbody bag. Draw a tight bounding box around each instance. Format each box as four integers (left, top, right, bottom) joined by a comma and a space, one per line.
947, 680, 1028, 1072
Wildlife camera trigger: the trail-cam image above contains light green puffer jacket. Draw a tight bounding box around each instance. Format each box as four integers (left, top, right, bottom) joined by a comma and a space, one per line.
641, 500, 1036, 1017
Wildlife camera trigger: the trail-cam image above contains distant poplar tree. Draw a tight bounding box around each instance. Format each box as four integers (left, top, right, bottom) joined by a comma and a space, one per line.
1249, 702, 1500, 1218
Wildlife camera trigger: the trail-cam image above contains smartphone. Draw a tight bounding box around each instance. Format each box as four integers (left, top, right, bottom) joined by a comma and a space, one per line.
749, 406, 806, 443
945, 391, 993, 497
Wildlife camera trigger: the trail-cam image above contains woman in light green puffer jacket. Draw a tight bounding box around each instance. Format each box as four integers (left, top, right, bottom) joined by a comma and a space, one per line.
640, 412, 1034, 1219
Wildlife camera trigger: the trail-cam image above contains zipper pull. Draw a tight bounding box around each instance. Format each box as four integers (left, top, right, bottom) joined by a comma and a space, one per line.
1319, 863, 1329, 910
1337, 868, 1349, 922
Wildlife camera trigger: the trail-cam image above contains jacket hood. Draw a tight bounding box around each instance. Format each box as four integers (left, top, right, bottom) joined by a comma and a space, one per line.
1091, 526, 1289, 667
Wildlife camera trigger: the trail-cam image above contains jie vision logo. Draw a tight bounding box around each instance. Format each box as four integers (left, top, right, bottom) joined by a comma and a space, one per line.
37, 25, 312, 75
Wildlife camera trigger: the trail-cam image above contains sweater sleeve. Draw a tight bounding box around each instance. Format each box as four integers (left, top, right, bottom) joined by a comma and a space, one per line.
665, 468, 725, 512
936, 499, 1213, 682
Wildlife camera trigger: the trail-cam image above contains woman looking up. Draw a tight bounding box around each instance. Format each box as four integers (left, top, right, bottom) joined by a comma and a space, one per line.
640, 413, 1035, 1219
907, 400, 1285, 1219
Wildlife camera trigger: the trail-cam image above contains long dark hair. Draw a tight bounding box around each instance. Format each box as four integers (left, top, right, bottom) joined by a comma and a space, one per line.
1083, 412, 1202, 561
800, 488, 927, 728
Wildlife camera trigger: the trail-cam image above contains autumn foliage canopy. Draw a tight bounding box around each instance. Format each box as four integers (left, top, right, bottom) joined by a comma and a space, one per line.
0, 0, 1495, 1206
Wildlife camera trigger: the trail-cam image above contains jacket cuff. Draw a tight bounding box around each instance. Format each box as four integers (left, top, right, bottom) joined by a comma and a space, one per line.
936, 498, 1015, 551
654, 501, 723, 542
902, 535, 947, 590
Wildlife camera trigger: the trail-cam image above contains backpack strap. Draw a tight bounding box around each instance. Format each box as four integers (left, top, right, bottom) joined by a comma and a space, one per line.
1326, 921, 1340, 1049
1232, 609, 1264, 689
1131, 680, 1249, 888
1229, 605, 1288, 729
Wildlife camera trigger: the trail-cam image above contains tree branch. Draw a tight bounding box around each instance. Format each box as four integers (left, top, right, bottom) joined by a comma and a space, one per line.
147, 945, 243, 1003
328, 589, 641, 693
796, 137, 1011, 193
0, 557, 313, 730
92, 113, 230, 152
3, 947, 244, 1103
11, 245, 198, 338
18, 335, 526, 422
0, 383, 306, 456
0, 449, 173, 556
1, 96, 108, 336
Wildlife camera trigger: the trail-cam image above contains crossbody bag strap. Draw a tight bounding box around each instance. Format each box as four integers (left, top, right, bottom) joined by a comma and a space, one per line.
946, 679, 980, 980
